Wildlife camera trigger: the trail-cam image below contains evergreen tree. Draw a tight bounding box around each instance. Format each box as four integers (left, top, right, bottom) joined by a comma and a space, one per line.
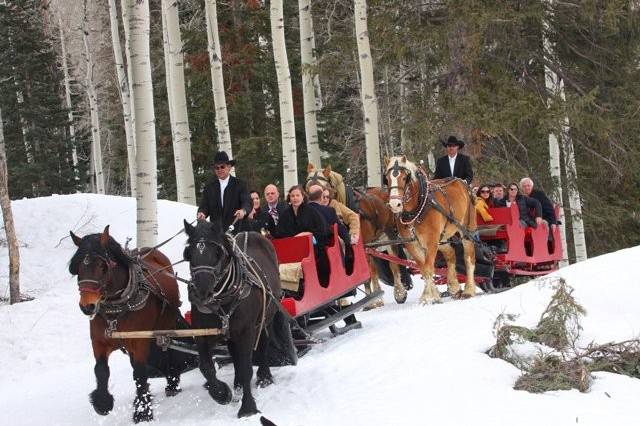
0, 0, 84, 198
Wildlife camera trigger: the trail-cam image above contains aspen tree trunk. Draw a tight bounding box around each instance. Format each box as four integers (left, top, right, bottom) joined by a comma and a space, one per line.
83, 1, 105, 194
204, 0, 233, 158
128, 0, 158, 247
108, 0, 137, 198
58, 13, 78, 183
121, 0, 137, 194
298, 0, 321, 167
354, 0, 381, 187
543, 5, 569, 266
559, 80, 587, 262
0, 107, 21, 304
162, 0, 196, 204
270, 0, 298, 190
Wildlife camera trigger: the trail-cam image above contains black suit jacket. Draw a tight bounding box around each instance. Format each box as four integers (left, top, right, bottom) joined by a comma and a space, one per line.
307, 202, 350, 244
198, 176, 252, 230
433, 154, 473, 185
529, 189, 557, 225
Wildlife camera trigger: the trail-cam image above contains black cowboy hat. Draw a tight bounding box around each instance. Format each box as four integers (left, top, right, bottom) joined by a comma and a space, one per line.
212, 151, 236, 166
440, 135, 465, 149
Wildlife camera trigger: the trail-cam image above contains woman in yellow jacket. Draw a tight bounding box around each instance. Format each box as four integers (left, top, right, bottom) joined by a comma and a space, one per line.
475, 185, 494, 222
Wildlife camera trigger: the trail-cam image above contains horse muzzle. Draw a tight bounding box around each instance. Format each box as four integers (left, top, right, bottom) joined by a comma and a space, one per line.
388, 197, 403, 213
79, 291, 102, 318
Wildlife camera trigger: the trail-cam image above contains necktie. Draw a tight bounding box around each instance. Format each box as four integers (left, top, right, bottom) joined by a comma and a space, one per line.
269, 207, 279, 225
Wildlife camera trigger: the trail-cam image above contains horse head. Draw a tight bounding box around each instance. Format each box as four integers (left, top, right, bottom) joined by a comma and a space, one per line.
183, 219, 233, 309
69, 225, 129, 318
384, 155, 417, 214
305, 163, 347, 204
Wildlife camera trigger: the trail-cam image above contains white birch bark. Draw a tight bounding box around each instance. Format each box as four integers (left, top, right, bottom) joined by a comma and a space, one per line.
0, 107, 21, 304
108, 0, 137, 198
83, 2, 105, 194
58, 13, 78, 183
354, 0, 382, 187
128, 0, 158, 246
121, 0, 137, 194
543, 11, 568, 266
270, 0, 298, 190
298, 0, 321, 167
204, 0, 233, 158
559, 81, 587, 262
162, 0, 196, 205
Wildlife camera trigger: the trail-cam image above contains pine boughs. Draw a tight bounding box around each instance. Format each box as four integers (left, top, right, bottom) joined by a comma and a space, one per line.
487, 278, 640, 393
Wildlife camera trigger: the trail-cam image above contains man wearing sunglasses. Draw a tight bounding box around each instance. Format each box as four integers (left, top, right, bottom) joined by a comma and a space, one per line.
197, 151, 251, 233
433, 135, 474, 185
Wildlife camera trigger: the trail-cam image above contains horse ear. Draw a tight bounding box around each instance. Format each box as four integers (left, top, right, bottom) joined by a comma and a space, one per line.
100, 225, 110, 248
384, 156, 390, 167
184, 219, 195, 237
307, 163, 315, 173
69, 231, 82, 247
401, 155, 407, 163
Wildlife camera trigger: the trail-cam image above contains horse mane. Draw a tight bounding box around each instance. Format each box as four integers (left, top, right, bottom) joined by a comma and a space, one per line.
386, 156, 419, 177
69, 234, 133, 275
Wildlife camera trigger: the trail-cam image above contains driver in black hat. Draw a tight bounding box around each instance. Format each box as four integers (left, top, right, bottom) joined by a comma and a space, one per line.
433, 135, 474, 185
197, 151, 252, 232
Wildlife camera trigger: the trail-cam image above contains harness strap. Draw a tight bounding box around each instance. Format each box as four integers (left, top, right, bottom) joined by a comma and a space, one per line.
428, 195, 476, 241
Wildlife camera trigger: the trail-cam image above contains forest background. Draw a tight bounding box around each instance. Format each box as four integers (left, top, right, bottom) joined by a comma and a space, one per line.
1, 0, 639, 262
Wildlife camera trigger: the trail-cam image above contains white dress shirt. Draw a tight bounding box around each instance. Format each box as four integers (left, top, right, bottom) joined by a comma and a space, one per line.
219, 176, 230, 206
448, 154, 457, 176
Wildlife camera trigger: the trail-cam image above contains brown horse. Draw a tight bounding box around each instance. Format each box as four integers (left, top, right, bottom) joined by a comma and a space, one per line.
385, 156, 477, 304
354, 187, 409, 307
69, 226, 184, 423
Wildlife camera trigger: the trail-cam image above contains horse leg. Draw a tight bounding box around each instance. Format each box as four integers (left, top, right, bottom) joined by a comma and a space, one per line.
228, 340, 241, 392
197, 336, 232, 405
164, 354, 182, 397
461, 239, 477, 298
255, 328, 274, 388
439, 243, 462, 298
233, 330, 259, 418
388, 245, 407, 304
130, 348, 153, 423
89, 345, 114, 416
415, 241, 441, 305
364, 255, 384, 309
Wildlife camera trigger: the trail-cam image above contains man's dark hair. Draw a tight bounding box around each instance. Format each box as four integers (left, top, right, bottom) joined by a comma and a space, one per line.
308, 189, 323, 202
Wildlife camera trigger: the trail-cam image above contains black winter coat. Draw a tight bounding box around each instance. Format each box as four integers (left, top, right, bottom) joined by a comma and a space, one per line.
272, 202, 330, 246
433, 154, 474, 185
198, 176, 252, 230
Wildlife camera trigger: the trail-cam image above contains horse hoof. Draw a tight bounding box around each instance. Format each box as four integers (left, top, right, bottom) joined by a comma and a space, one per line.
419, 297, 441, 305
165, 384, 182, 397
208, 381, 232, 405
133, 393, 153, 423
256, 376, 274, 388
364, 300, 384, 311
133, 410, 154, 423
394, 290, 407, 304
237, 401, 259, 418
89, 389, 114, 416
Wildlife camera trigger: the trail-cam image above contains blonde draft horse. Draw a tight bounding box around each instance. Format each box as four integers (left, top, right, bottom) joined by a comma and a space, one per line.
384, 156, 477, 305
305, 163, 347, 205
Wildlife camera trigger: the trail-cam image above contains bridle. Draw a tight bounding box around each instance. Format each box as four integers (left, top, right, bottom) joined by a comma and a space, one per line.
186, 236, 242, 307
77, 252, 117, 296
386, 159, 415, 204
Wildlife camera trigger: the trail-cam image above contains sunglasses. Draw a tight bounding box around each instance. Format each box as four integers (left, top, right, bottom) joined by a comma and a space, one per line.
480, 189, 490, 193
214, 165, 227, 170
509, 187, 518, 191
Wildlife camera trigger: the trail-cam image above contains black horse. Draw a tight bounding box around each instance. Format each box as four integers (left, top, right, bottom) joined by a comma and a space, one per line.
183, 219, 289, 418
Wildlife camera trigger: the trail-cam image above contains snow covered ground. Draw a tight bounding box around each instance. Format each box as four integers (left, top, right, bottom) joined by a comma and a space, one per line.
1, 194, 639, 426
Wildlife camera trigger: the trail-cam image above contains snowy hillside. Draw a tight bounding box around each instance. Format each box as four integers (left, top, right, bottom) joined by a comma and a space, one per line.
1, 194, 639, 426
